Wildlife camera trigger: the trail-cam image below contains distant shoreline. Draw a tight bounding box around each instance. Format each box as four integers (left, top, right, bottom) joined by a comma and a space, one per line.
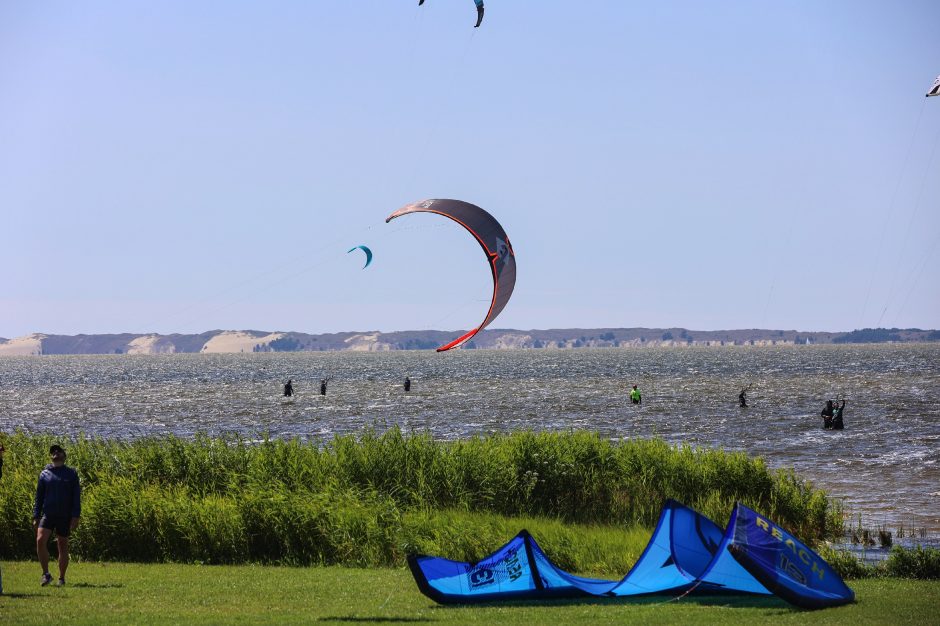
1, 326, 937, 355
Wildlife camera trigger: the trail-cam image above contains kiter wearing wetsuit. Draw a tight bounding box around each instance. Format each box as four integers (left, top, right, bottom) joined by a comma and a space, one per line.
739, 388, 748, 408
821, 400, 835, 429
320, 379, 328, 396
404, 377, 411, 392
831, 400, 846, 430
283, 379, 294, 397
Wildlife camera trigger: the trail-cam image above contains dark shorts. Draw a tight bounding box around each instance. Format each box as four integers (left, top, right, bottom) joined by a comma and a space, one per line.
38, 515, 71, 537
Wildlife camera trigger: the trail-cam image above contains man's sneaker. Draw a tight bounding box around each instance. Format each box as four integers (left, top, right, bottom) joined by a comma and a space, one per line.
40, 573, 52, 586
56, 578, 66, 587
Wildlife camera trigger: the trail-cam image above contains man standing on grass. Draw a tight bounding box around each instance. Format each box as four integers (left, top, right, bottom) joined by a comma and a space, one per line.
33, 444, 81, 587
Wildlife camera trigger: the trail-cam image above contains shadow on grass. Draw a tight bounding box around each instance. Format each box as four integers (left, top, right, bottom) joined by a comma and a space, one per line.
317, 619, 432, 623
70, 582, 125, 589
429, 594, 794, 611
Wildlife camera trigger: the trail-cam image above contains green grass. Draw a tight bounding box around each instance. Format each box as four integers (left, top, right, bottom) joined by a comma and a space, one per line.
0, 429, 841, 566
1, 561, 938, 625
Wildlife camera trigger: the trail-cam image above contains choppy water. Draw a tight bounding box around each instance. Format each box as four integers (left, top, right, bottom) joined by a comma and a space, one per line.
1, 345, 938, 530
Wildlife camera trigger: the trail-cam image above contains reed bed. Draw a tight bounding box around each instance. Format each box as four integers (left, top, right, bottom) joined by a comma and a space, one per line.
0, 429, 841, 567
819, 544, 940, 580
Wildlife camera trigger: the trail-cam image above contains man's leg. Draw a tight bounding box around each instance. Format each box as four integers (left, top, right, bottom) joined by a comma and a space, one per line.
36, 527, 52, 574
55, 536, 70, 582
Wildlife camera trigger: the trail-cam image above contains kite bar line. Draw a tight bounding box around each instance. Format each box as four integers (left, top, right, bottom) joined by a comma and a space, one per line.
880, 121, 940, 327
135, 219, 378, 333
404, 28, 477, 193
891, 231, 940, 327
759, 218, 796, 330
661, 579, 704, 605
419, 296, 491, 333
857, 97, 927, 328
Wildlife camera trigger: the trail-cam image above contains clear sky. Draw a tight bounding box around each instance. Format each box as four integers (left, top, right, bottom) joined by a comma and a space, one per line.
2, 1, 938, 338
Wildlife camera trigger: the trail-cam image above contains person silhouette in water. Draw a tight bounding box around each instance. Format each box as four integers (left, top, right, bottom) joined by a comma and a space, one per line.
283, 379, 293, 397
831, 400, 846, 430
821, 400, 835, 429
739, 388, 748, 408
404, 377, 411, 392
320, 379, 328, 396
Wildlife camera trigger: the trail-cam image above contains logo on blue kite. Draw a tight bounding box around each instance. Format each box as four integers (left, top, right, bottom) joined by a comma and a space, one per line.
780, 554, 808, 585
469, 567, 495, 588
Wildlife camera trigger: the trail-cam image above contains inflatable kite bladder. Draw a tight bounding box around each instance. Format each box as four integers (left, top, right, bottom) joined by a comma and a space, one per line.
408, 500, 854, 610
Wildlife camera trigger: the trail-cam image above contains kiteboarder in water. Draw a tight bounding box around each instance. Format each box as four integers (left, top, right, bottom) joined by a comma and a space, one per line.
821, 400, 835, 429
739, 387, 748, 408
831, 400, 846, 430
283, 379, 293, 397
630, 385, 642, 405
404, 377, 411, 392
320, 379, 328, 396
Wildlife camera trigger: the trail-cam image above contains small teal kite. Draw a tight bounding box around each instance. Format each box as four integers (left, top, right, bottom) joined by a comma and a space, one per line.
348, 245, 373, 269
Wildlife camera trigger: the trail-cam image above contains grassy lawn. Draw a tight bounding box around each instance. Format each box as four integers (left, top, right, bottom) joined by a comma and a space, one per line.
1, 561, 938, 625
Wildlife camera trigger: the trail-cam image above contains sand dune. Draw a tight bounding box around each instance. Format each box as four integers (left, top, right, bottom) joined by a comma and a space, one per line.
200, 331, 284, 354
0, 334, 46, 356
127, 335, 177, 355
344, 333, 393, 351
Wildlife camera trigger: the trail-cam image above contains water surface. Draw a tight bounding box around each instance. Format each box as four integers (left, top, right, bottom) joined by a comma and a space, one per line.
1, 345, 937, 530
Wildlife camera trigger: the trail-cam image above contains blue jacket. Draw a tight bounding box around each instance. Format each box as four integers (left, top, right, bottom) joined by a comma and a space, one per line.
33, 464, 81, 520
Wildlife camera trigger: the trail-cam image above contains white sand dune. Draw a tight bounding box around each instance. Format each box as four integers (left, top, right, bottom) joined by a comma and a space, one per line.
200, 331, 284, 354
127, 335, 176, 355
492, 333, 532, 349
0, 333, 46, 356
344, 333, 392, 352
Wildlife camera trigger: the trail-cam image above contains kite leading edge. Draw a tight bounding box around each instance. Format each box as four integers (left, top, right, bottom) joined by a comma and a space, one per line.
347, 245, 373, 269
418, 0, 484, 28
385, 199, 515, 352
927, 75, 940, 97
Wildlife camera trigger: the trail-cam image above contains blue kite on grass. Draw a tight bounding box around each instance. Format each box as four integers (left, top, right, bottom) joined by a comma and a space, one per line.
408, 500, 854, 610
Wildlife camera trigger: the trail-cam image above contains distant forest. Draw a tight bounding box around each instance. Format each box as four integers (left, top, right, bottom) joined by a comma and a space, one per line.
833, 328, 940, 344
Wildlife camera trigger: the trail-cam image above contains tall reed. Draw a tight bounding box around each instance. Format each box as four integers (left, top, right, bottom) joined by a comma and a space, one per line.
0, 429, 842, 566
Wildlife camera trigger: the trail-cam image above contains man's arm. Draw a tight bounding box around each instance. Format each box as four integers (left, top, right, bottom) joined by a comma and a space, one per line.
33, 473, 45, 521
71, 469, 82, 522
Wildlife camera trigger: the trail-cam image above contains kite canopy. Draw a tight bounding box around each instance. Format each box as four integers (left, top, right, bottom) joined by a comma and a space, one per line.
928, 75, 940, 97
728, 503, 856, 610
418, 0, 484, 27
408, 500, 854, 609
386, 199, 515, 352
347, 245, 373, 269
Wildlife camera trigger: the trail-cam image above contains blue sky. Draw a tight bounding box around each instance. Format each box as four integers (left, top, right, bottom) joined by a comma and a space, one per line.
1, 1, 938, 337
